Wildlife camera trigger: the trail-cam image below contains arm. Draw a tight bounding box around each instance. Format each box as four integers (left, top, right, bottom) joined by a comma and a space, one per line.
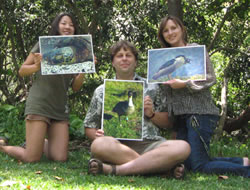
85, 128, 104, 141
72, 73, 85, 92
185, 50, 217, 92
71, 56, 97, 91
19, 53, 42, 77
144, 95, 172, 129
150, 112, 171, 129
83, 86, 104, 140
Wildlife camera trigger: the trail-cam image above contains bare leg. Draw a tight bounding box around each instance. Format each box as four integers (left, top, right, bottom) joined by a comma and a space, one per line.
0, 120, 47, 162
46, 121, 69, 161
243, 157, 250, 166
20, 139, 49, 157
91, 136, 140, 165
90, 137, 190, 176
114, 140, 189, 175
43, 139, 49, 158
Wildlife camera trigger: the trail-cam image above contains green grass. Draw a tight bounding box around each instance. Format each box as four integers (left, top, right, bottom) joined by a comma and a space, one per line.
0, 137, 249, 190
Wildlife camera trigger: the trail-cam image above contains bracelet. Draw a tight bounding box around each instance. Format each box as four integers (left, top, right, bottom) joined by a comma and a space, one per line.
147, 112, 155, 119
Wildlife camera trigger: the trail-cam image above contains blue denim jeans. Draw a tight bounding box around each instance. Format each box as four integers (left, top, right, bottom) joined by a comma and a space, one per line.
176, 114, 250, 178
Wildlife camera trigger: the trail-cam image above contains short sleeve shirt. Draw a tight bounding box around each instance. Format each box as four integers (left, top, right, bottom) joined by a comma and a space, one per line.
24, 42, 74, 120
83, 74, 168, 140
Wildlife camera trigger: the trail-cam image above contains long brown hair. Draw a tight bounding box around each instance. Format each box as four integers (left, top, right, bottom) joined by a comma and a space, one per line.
157, 15, 187, 48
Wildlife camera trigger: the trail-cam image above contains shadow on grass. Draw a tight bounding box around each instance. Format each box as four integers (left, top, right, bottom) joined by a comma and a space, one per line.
0, 145, 249, 190
0, 148, 185, 189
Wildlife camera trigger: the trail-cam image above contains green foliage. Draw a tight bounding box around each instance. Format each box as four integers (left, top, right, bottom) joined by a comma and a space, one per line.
69, 114, 85, 140
0, 104, 25, 145
104, 120, 140, 140
0, 0, 249, 138
0, 104, 85, 144
210, 134, 249, 157
69, 76, 103, 118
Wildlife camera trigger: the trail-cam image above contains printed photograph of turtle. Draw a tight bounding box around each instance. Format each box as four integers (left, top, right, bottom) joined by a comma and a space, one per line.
147, 45, 206, 83
39, 35, 95, 75
102, 79, 144, 140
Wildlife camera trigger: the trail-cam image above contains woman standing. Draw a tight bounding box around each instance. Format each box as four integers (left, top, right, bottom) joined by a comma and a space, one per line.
157, 15, 249, 177
0, 12, 85, 162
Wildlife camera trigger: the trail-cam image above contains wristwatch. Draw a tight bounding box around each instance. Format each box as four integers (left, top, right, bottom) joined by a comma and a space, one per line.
146, 112, 155, 119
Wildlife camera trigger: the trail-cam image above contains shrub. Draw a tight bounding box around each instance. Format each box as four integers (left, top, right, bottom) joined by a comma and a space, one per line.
0, 104, 25, 145
0, 104, 86, 145
69, 114, 85, 140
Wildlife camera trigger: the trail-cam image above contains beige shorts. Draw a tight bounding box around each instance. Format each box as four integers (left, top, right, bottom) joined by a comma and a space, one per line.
119, 139, 166, 155
25, 114, 69, 126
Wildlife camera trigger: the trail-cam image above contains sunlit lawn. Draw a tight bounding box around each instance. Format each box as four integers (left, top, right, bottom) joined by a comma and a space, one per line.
0, 137, 249, 190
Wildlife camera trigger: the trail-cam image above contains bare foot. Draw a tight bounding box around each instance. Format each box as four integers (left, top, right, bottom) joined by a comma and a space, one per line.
88, 159, 115, 175
243, 157, 250, 166
0, 137, 8, 146
173, 164, 185, 179
88, 160, 102, 175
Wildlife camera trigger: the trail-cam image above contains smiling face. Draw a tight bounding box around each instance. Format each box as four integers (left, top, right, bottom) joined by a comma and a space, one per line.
162, 19, 185, 47
58, 16, 75, 35
112, 47, 137, 79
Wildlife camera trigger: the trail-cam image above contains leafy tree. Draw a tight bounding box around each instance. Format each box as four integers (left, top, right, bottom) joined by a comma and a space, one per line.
0, 0, 249, 140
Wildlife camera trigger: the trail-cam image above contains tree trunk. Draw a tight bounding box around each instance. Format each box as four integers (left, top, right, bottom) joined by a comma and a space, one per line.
223, 106, 250, 134
214, 76, 228, 140
65, 0, 89, 33
207, 3, 235, 51
167, 0, 183, 21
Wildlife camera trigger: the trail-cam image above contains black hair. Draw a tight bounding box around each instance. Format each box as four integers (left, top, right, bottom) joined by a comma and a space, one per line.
49, 12, 79, 35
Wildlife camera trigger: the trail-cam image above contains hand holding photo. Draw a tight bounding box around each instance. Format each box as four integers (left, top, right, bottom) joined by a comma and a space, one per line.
147, 45, 206, 83
102, 79, 144, 140
39, 35, 95, 75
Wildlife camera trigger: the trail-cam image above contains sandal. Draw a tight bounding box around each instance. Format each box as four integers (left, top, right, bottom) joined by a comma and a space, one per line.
20, 142, 26, 148
0, 136, 8, 146
88, 158, 116, 175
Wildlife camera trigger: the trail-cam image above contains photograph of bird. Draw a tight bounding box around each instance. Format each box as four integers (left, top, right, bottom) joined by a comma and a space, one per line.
112, 90, 135, 122
103, 113, 113, 120
152, 55, 190, 80
111, 91, 127, 97
102, 80, 144, 140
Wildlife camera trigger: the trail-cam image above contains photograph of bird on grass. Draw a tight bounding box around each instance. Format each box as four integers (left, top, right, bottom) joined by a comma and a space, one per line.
39, 35, 95, 75
147, 45, 206, 83
102, 79, 144, 140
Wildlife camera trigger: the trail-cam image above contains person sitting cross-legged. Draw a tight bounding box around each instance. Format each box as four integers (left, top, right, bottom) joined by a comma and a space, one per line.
84, 40, 190, 179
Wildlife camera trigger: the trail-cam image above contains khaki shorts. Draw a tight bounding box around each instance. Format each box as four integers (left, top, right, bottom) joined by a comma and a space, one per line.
25, 114, 69, 126
119, 139, 166, 155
